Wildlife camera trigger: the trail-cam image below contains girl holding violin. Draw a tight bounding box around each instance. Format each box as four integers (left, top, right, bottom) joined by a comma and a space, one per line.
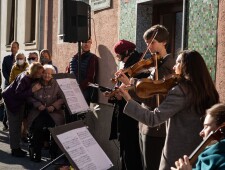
117, 50, 219, 170
171, 103, 225, 170
107, 39, 147, 170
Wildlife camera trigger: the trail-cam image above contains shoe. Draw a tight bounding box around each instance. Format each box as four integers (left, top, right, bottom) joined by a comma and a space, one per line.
11, 148, 27, 157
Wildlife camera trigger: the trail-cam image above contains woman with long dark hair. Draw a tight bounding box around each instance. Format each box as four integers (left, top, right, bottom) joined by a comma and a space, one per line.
117, 50, 219, 170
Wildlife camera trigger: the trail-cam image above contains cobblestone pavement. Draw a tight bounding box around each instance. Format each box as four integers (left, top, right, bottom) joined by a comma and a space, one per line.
0, 122, 64, 170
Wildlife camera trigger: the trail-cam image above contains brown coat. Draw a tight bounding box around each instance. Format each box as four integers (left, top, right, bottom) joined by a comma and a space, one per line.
27, 79, 65, 128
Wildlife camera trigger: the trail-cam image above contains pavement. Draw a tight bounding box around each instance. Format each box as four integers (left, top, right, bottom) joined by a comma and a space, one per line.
0, 122, 65, 170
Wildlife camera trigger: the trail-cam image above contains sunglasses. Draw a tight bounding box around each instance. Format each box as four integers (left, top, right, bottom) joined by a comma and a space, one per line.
28, 57, 36, 60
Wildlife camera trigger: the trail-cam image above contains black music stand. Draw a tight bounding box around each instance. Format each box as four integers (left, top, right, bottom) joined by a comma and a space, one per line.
40, 121, 113, 170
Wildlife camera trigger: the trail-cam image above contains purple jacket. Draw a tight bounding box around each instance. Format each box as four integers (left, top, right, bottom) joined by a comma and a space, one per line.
2, 71, 33, 113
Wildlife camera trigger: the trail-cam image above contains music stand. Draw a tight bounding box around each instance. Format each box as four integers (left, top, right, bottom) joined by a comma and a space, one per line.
41, 121, 113, 170
40, 74, 91, 169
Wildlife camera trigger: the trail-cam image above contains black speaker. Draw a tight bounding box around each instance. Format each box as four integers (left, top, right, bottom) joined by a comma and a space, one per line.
63, 0, 91, 43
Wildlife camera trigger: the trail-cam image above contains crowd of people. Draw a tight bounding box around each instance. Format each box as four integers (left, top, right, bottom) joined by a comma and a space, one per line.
1, 24, 225, 170
0, 38, 98, 164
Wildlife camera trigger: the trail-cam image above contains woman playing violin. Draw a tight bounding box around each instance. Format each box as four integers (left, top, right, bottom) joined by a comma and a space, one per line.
107, 39, 148, 170
118, 50, 219, 170
171, 103, 225, 170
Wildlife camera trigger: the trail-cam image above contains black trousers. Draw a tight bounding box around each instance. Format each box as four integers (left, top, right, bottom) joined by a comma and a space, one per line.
119, 130, 143, 170
30, 110, 55, 155
139, 133, 165, 170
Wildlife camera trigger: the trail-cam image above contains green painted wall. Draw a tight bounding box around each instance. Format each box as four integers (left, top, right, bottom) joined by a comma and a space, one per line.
187, 0, 218, 80
119, 0, 137, 42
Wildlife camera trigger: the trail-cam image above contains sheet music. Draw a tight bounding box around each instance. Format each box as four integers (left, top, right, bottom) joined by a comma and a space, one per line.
56, 78, 89, 114
57, 127, 113, 170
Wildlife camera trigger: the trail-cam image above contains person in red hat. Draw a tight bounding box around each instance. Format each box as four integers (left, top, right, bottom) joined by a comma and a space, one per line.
104, 39, 149, 170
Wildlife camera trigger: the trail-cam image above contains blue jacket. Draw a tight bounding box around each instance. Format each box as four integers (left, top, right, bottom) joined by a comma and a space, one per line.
193, 139, 225, 170
2, 54, 14, 87
2, 72, 33, 113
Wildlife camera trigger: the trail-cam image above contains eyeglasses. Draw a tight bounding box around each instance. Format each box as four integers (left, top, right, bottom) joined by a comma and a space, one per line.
28, 57, 36, 60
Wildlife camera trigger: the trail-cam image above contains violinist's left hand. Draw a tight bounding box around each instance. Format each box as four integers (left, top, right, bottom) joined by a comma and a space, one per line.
170, 155, 192, 170
118, 86, 132, 102
115, 70, 130, 85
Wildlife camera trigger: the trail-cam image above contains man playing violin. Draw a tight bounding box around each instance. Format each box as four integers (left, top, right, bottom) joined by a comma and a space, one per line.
171, 103, 225, 170
118, 25, 175, 170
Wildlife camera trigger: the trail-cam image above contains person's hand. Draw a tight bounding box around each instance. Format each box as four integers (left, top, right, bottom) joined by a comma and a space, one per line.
38, 105, 46, 111
47, 106, 55, 113
118, 86, 132, 101
32, 83, 42, 92
170, 155, 192, 170
115, 70, 130, 85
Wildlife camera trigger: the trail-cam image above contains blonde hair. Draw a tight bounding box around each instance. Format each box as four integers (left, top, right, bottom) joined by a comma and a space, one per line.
27, 62, 44, 78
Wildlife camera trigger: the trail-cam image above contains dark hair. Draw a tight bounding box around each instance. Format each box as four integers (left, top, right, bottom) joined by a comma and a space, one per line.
11, 41, 19, 48
179, 50, 219, 115
40, 49, 52, 60
29, 52, 38, 57
118, 49, 134, 61
143, 25, 169, 43
206, 103, 225, 127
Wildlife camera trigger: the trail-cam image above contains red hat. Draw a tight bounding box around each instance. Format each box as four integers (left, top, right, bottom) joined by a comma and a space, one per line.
114, 40, 136, 54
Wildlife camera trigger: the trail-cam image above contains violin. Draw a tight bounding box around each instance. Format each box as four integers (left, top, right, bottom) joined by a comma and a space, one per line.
111, 30, 159, 84
90, 74, 180, 99
134, 74, 180, 99
111, 53, 161, 83
189, 124, 225, 165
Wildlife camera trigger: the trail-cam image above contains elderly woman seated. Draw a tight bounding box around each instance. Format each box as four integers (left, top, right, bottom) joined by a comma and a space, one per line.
27, 64, 65, 162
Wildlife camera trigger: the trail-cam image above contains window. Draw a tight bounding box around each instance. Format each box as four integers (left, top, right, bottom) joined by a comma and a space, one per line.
25, 0, 37, 44
6, 0, 16, 46
58, 0, 64, 42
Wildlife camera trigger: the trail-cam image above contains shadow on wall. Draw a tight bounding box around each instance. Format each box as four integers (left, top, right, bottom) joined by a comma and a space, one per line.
97, 44, 117, 104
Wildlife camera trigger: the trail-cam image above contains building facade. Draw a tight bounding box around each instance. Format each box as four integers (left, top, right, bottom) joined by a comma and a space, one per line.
1, 0, 225, 168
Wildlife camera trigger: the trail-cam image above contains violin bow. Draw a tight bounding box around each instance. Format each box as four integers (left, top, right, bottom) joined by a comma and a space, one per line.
140, 29, 158, 60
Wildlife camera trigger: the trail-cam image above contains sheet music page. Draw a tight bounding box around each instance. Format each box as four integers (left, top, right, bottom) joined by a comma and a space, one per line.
57, 127, 113, 170
56, 78, 89, 114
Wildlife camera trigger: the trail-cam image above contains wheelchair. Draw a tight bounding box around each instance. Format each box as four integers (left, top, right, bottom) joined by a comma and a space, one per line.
27, 109, 60, 162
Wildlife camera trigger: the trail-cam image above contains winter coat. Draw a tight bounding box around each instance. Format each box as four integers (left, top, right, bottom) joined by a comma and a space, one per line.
27, 79, 65, 128
193, 139, 225, 170
2, 71, 33, 113
124, 85, 203, 170
9, 62, 29, 84
2, 54, 14, 86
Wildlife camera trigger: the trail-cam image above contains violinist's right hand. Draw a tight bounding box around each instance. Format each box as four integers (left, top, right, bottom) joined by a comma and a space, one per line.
118, 85, 132, 102
115, 71, 130, 85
